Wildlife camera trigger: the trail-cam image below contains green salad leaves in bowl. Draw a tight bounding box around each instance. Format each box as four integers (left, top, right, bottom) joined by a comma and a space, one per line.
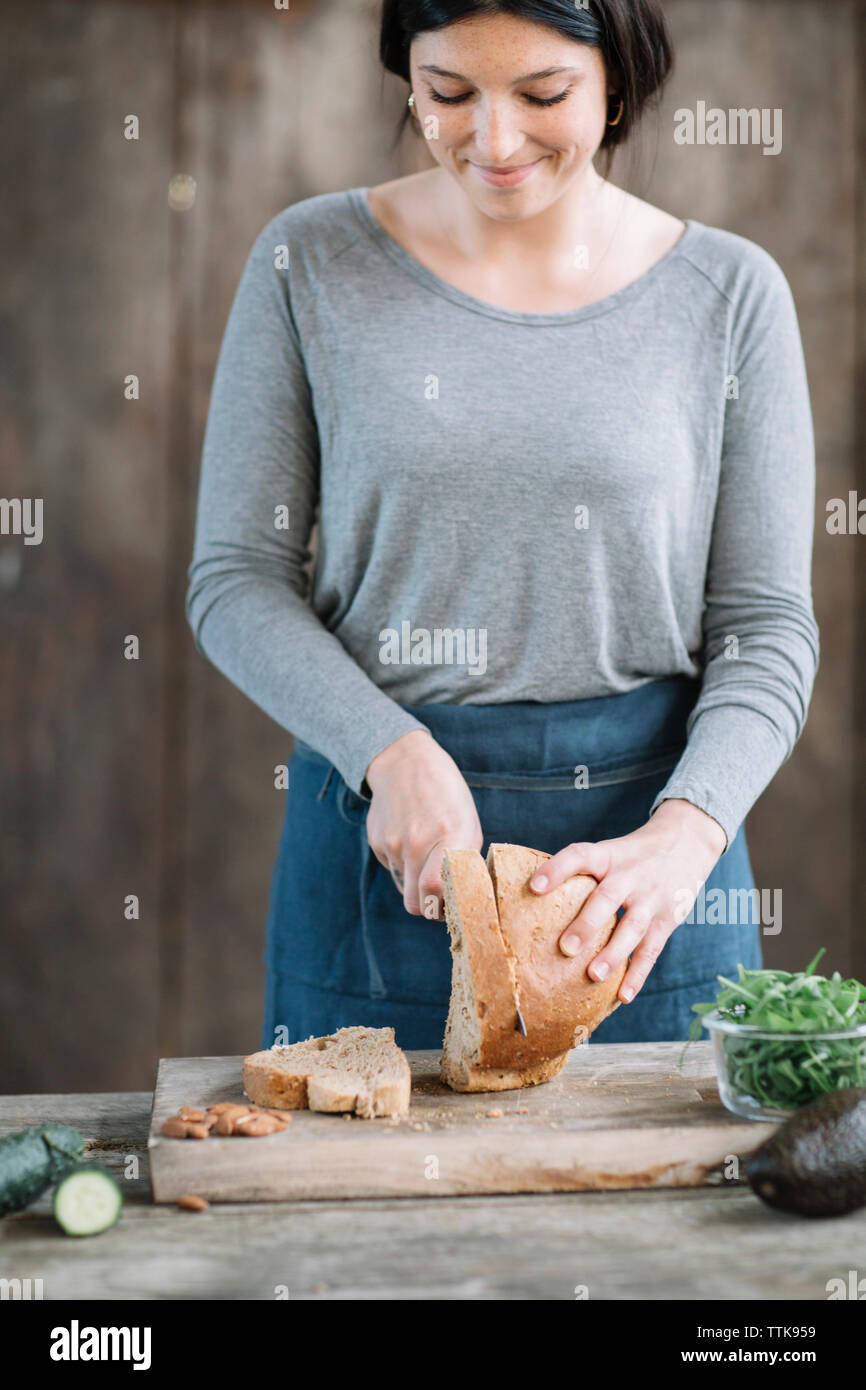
690, 950, 866, 1121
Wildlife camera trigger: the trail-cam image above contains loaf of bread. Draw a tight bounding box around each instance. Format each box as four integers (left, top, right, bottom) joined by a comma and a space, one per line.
440, 843, 626, 1092
243, 1026, 411, 1118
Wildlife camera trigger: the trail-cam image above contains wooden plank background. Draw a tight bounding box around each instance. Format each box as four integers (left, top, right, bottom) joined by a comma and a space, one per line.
1, 0, 862, 1092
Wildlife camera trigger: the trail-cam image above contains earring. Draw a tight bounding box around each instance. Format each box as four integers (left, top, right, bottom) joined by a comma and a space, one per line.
407, 92, 416, 114
607, 96, 624, 127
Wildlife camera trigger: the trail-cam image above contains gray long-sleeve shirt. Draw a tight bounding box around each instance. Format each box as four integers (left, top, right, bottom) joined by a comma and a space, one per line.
186, 187, 820, 853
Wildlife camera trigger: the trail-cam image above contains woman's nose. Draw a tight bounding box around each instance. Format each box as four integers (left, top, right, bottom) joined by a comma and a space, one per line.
471, 102, 525, 164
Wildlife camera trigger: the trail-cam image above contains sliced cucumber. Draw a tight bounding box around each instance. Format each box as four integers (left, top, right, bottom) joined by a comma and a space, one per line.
53, 1163, 122, 1236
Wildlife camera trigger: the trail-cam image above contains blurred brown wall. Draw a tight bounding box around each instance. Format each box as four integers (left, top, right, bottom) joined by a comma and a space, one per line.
1, 0, 863, 1092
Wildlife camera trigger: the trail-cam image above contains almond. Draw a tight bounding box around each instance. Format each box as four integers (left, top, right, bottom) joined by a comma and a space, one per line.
163, 1099, 290, 1137
162, 1116, 210, 1139
235, 1114, 278, 1137
252, 1111, 289, 1129
162, 1117, 189, 1138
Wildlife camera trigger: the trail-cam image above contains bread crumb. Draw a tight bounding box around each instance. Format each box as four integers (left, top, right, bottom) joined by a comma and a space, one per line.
517, 1107, 529, 1114
485, 1108, 503, 1118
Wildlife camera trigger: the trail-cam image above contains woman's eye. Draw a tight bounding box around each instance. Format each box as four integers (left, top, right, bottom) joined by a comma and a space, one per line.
429, 90, 472, 105
427, 88, 572, 108
525, 90, 571, 107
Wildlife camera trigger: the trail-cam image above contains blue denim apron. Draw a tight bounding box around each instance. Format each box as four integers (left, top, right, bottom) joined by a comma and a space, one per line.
261, 675, 762, 1050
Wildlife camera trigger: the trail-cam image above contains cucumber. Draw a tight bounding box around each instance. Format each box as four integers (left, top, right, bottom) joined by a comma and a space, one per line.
53, 1163, 122, 1236
0, 1124, 86, 1216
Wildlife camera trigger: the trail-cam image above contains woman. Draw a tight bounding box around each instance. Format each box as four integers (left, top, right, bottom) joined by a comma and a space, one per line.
186, 0, 819, 1050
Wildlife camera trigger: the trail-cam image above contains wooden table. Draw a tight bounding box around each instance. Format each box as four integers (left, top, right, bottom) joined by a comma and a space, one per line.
2, 1043, 863, 1301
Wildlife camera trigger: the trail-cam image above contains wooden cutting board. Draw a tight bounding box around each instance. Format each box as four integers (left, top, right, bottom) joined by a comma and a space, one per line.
148, 1041, 778, 1203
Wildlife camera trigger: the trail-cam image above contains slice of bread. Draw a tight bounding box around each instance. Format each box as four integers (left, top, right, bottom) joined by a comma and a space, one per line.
441, 843, 626, 1092
243, 1026, 411, 1119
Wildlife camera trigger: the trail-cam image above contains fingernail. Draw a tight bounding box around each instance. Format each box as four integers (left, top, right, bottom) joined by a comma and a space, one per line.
621, 985, 634, 1002
591, 961, 610, 980
560, 933, 581, 957
531, 874, 548, 891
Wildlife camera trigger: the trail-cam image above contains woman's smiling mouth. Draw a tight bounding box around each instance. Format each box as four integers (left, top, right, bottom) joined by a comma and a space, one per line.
471, 158, 546, 187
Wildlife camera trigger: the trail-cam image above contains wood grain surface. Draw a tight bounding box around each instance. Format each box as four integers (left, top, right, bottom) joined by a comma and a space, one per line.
148, 1042, 778, 1201
3, 1061, 865, 1302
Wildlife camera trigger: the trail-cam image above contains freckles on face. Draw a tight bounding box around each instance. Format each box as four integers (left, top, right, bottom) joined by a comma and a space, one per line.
409, 13, 610, 215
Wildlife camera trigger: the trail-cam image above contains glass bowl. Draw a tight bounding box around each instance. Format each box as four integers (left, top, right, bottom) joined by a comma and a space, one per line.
700, 1009, 866, 1121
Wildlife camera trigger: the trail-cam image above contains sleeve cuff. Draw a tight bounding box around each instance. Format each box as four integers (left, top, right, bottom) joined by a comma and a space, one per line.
649, 788, 731, 856
340, 710, 434, 802
647, 704, 791, 856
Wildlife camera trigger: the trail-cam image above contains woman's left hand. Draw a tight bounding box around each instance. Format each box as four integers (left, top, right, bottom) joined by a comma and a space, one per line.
529, 798, 728, 1004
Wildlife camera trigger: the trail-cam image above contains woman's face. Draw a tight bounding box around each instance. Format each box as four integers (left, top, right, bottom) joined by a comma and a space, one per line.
409, 12, 614, 222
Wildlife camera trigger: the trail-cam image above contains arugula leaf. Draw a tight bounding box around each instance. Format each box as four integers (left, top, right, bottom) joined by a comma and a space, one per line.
689, 952, 866, 1107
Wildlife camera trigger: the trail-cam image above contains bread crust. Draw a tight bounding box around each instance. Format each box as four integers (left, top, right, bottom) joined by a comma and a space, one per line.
243, 1058, 309, 1110
440, 843, 626, 1091
440, 1048, 572, 1093
484, 843, 625, 1067
243, 1027, 411, 1118
441, 847, 518, 1050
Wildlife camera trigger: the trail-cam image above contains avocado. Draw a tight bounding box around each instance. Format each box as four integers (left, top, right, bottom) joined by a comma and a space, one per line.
746, 1087, 866, 1218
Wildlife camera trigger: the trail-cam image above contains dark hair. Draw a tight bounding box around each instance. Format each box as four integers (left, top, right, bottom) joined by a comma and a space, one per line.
380, 0, 673, 161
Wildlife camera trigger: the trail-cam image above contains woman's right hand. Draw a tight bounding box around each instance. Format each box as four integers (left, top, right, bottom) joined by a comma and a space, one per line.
364, 729, 483, 921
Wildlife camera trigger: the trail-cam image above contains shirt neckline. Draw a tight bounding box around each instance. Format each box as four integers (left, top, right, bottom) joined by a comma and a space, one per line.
348, 185, 701, 327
